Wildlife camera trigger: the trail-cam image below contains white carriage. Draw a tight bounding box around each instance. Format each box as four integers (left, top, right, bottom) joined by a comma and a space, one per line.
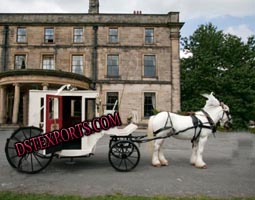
5, 87, 140, 173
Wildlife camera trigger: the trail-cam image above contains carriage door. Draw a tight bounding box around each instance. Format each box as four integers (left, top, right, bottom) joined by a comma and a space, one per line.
46, 95, 63, 132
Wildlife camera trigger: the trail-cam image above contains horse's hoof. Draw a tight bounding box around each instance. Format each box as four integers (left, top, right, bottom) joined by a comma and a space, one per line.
202, 164, 208, 169
152, 163, 161, 167
195, 164, 207, 169
190, 163, 195, 166
160, 161, 169, 166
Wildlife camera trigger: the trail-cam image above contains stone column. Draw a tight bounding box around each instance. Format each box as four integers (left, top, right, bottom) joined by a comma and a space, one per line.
170, 28, 181, 112
0, 86, 6, 124
12, 83, 20, 124
42, 83, 49, 91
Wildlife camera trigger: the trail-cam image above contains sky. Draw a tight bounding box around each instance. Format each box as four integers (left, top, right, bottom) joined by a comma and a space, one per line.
0, 0, 254, 43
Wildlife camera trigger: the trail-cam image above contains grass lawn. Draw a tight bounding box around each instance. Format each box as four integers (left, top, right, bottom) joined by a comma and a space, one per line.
0, 191, 255, 200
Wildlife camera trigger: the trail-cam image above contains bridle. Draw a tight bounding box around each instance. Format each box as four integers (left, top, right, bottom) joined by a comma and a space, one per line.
201, 102, 231, 134
220, 102, 232, 125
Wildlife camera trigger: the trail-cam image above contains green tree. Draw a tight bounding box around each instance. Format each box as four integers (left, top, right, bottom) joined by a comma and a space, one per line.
181, 23, 255, 129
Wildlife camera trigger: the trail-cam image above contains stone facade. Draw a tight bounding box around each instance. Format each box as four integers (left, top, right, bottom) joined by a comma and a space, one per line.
0, 3, 183, 126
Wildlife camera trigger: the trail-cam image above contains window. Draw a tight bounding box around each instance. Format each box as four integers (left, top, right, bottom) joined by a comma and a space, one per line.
17, 28, 26, 43
49, 97, 59, 119
15, 55, 26, 69
106, 92, 118, 111
71, 99, 81, 117
144, 92, 156, 117
44, 28, 54, 43
42, 55, 54, 70
72, 55, 83, 75
73, 28, 83, 43
145, 28, 154, 44
107, 55, 119, 77
85, 99, 96, 121
40, 98, 44, 124
109, 28, 118, 43
144, 55, 156, 77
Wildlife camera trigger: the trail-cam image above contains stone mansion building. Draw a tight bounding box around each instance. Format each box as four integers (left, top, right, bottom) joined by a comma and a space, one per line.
0, 0, 183, 127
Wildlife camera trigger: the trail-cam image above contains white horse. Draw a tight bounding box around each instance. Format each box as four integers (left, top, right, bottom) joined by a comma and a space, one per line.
147, 92, 231, 169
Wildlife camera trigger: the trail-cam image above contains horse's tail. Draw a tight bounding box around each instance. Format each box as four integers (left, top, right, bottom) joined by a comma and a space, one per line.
147, 115, 155, 156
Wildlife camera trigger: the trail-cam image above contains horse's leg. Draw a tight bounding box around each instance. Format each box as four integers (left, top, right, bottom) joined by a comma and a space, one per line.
152, 139, 162, 167
190, 141, 198, 165
195, 136, 208, 169
158, 139, 168, 166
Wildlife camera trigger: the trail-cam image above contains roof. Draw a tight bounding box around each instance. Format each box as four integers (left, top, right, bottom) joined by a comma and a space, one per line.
0, 13, 184, 27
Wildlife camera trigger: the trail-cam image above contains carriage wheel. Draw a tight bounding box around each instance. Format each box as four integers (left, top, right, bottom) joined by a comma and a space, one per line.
109, 136, 132, 149
108, 140, 140, 172
5, 127, 53, 174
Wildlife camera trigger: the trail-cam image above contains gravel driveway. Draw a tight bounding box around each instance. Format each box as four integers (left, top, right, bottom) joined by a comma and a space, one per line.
0, 129, 255, 197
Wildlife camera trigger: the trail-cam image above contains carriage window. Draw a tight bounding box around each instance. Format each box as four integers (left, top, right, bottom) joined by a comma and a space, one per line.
71, 99, 81, 117
144, 92, 156, 117
49, 97, 59, 119
86, 99, 96, 121
40, 98, 44, 123
106, 92, 118, 111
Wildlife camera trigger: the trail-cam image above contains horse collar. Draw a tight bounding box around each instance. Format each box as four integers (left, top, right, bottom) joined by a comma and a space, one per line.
201, 109, 217, 133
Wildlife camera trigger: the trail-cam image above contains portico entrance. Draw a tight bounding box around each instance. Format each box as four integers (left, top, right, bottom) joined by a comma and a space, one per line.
0, 69, 92, 126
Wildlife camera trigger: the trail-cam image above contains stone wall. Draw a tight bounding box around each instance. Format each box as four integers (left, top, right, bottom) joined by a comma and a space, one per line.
97, 47, 171, 81
7, 46, 92, 75
97, 26, 171, 46
0, 12, 183, 125
97, 83, 172, 124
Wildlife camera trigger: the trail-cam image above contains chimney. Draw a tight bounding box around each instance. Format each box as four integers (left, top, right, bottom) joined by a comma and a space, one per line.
89, 0, 99, 14
133, 10, 142, 15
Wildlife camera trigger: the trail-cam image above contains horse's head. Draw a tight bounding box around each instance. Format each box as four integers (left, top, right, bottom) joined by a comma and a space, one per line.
219, 102, 232, 129
202, 92, 232, 129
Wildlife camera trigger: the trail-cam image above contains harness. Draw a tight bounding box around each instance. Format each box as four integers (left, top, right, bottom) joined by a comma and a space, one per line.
201, 109, 217, 133
153, 112, 173, 135
153, 111, 217, 144
190, 114, 203, 143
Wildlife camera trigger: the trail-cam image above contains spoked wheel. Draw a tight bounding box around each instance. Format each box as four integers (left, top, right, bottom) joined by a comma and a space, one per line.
5, 126, 54, 174
109, 135, 131, 149
108, 140, 140, 172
